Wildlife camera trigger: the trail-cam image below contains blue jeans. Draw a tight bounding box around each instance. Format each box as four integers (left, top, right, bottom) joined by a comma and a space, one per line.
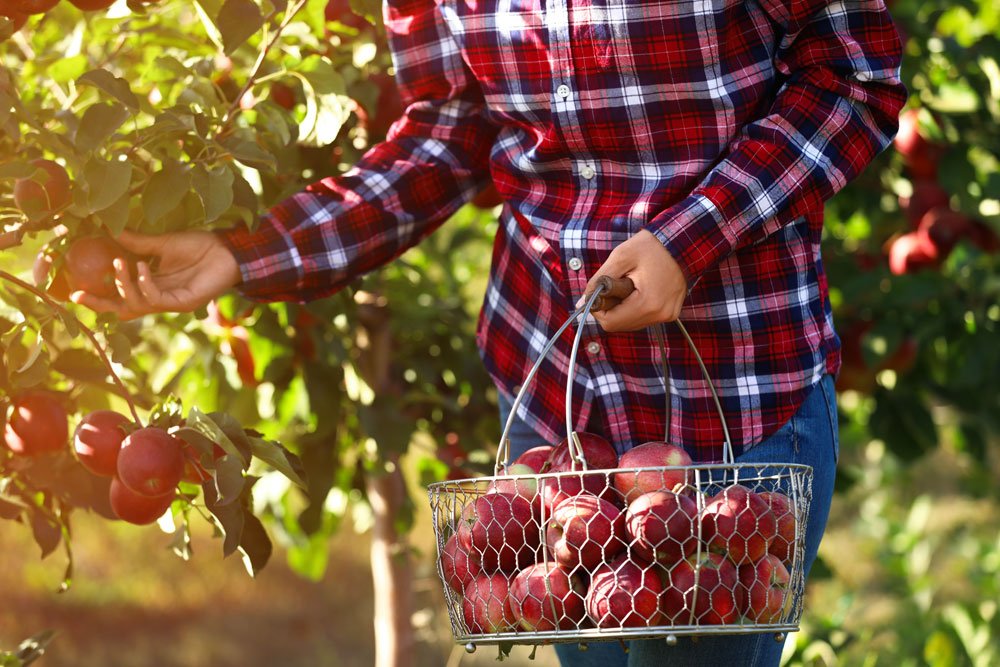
497, 375, 839, 667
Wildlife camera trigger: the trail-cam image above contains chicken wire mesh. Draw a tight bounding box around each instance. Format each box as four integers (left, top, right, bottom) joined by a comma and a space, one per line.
428, 462, 813, 646
427, 278, 816, 647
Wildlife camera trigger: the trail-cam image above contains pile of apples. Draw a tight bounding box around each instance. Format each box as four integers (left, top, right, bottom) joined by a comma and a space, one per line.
437, 434, 800, 635
3, 391, 208, 525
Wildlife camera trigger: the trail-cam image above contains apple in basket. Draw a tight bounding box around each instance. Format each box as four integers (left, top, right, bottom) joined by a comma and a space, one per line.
456, 492, 540, 573
545, 493, 627, 571
757, 491, 796, 564
441, 533, 483, 595
509, 561, 587, 631
660, 551, 742, 625
488, 445, 555, 515
540, 432, 620, 511
613, 441, 693, 505
739, 553, 791, 623
463, 573, 517, 634
700, 484, 778, 565
625, 490, 699, 565
585, 554, 665, 628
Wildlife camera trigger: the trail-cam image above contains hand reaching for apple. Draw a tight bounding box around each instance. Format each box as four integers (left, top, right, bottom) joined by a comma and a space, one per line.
70, 229, 243, 320
584, 230, 687, 332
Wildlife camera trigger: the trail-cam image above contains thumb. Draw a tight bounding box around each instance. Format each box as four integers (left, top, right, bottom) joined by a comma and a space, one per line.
115, 229, 167, 256
585, 243, 637, 295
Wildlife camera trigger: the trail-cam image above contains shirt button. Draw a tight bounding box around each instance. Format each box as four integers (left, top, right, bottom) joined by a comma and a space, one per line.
556, 84, 571, 99
586, 341, 601, 355
568, 257, 583, 270
580, 165, 596, 180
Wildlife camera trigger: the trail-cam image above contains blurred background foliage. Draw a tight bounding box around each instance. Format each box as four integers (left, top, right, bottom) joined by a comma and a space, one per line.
0, 0, 997, 664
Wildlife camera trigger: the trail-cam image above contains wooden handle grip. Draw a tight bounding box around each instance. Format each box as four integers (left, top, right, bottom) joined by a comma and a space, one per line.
587, 275, 635, 311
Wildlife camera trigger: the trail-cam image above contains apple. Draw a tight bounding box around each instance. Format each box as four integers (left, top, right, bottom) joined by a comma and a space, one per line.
614, 441, 693, 504
899, 179, 949, 228
462, 574, 517, 634
968, 220, 1000, 253
68, 0, 117, 9
917, 207, 971, 258
13, 159, 71, 217
510, 445, 553, 473
888, 232, 938, 275
661, 551, 742, 625
63, 235, 127, 299
545, 493, 626, 571
109, 477, 174, 525
739, 553, 791, 623
1, 8, 28, 31
73, 410, 132, 477
440, 533, 482, 595
12, 0, 60, 14
2, 392, 68, 457
585, 554, 664, 628
455, 492, 539, 573
509, 562, 587, 631
700, 484, 777, 564
625, 490, 699, 565
487, 464, 541, 516
116, 427, 185, 497
895, 108, 945, 180
541, 432, 620, 510
757, 491, 796, 564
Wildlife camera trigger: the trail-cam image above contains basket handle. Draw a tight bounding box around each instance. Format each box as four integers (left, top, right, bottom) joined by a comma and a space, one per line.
495, 276, 735, 473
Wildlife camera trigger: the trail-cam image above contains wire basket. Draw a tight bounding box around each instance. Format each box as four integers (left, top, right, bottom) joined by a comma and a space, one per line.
427, 277, 814, 652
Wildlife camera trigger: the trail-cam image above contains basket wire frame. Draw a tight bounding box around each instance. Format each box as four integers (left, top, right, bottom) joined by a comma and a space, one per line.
428, 279, 815, 648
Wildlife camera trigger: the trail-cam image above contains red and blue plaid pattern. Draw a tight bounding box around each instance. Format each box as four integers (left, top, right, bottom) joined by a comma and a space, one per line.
220, 0, 905, 461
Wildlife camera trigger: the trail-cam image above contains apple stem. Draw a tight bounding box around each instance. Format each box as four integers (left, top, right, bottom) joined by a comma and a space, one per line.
0, 270, 144, 427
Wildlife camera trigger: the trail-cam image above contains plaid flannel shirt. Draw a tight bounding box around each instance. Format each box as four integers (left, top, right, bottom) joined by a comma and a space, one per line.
220, 0, 906, 461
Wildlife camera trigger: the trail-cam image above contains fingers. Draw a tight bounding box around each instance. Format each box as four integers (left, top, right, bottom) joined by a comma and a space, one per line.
115, 229, 164, 256
68, 291, 142, 321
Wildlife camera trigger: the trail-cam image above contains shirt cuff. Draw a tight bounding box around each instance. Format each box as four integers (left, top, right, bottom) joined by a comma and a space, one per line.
215, 215, 304, 302
644, 193, 735, 286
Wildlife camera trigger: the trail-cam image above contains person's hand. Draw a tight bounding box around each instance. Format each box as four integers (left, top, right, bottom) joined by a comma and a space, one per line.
584, 230, 687, 332
70, 229, 243, 320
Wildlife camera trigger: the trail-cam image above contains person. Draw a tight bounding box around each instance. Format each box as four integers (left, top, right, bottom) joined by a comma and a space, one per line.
71, 0, 906, 663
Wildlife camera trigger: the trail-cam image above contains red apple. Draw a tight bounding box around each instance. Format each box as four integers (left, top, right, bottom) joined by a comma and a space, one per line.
13, 159, 71, 217
116, 427, 185, 497
2, 392, 68, 457
968, 220, 1000, 253
455, 492, 539, 573
585, 554, 664, 628
509, 562, 587, 631
888, 232, 938, 275
510, 445, 553, 473
700, 484, 777, 565
917, 207, 971, 258
545, 493, 626, 571
487, 464, 542, 516
614, 441, 693, 504
440, 533, 482, 595
895, 108, 945, 180
109, 477, 174, 525
661, 551, 742, 625
625, 490, 699, 565
739, 553, 791, 623
462, 574, 517, 634
73, 410, 132, 477
757, 491, 796, 564
541, 432, 620, 510
899, 179, 950, 228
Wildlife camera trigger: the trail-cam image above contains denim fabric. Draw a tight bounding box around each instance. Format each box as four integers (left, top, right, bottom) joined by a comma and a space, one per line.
497, 375, 839, 667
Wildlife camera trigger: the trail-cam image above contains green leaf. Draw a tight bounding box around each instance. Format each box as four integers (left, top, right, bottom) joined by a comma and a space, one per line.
94, 191, 132, 237
107, 331, 132, 364
52, 349, 108, 383
78, 69, 140, 111
142, 161, 191, 226
237, 512, 272, 577
191, 165, 234, 223
248, 436, 307, 489
214, 454, 246, 506
84, 158, 133, 214
75, 103, 131, 153
29, 508, 62, 559
219, 135, 277, 171
46, 55, 89, 85
202, 480, 245, 556
216, 0, 264, 55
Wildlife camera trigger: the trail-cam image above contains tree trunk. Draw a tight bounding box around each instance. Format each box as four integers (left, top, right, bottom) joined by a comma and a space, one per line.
367, 463, 415, 667
357, 292, 415, 667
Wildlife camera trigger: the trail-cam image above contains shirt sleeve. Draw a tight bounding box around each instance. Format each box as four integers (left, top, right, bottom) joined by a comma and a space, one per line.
218, 0, 499, 303
644, 0, 907, 285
